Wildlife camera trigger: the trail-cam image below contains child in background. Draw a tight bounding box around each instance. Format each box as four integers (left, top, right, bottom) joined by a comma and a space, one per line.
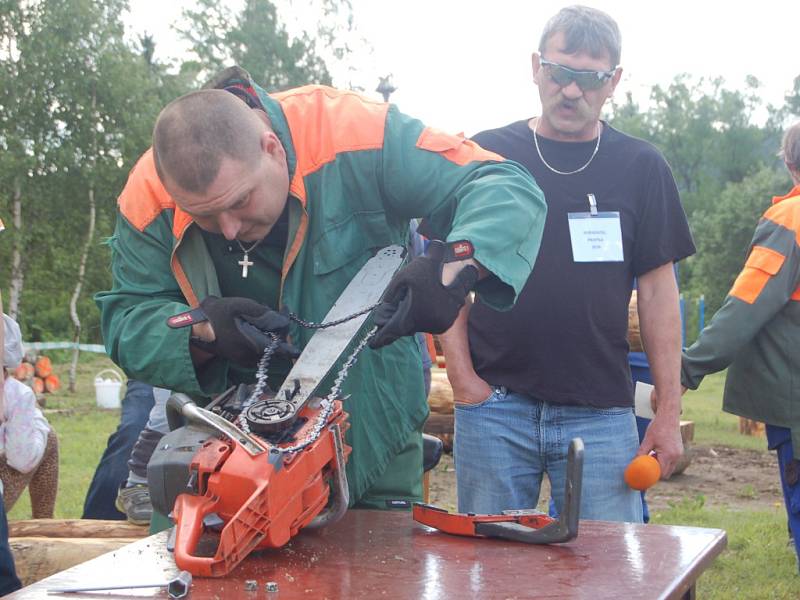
0, 314, 59, 518
0, 285, 22, 595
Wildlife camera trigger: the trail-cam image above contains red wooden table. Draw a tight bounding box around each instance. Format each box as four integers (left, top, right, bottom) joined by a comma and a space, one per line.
7, 510, 726, 599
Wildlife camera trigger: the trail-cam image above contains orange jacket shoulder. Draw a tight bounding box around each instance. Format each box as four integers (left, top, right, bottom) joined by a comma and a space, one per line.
763, 195, 800, 246
118, 149, 176, 232
274, 86, 389, 179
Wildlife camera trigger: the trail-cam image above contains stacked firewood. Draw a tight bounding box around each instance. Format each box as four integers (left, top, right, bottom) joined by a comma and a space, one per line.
9, 354, 60, 397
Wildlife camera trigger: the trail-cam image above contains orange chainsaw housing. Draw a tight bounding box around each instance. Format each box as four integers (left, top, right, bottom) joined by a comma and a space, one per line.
171, 401, 350, 577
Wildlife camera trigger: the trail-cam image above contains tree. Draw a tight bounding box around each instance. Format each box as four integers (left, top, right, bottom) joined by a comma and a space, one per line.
784, 75, 800, 118
177, 0, 357, 90
685, 167, 791, 315
610, 75, 782, 219
0, 0, 191, 349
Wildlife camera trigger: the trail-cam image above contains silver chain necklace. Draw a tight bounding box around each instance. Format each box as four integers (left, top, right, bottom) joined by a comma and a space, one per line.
532, 118, 602, 176
236, 238, 263, 278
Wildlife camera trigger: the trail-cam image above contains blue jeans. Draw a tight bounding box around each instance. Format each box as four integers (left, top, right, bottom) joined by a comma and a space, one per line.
0, 491, 21, 596
766, 424, 800, 570
82, 380, 155, 519
454, 387, 643, 522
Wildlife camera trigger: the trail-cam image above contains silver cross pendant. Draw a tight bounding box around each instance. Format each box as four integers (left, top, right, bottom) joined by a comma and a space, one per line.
238, 253, 254, 278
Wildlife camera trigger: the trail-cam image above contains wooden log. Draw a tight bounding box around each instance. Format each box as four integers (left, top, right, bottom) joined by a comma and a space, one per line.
424, 414, 454, 436
10, 537, 140, 586
34, 356, 52, 378
43, 374, 60, 393
9, 519, 148, 539
738, 417, 764, 437
428, 369, 454, 414
628, 291, 644, 352
679, 420, 695, 444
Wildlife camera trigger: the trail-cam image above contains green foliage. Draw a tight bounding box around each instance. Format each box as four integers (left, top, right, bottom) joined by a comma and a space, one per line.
685, 167, 792, 314
0, 0, 191, 341
0, 0, 350, 343
609, 74, 796, 310
610, 75, 783, 219
178, 0, 334, 90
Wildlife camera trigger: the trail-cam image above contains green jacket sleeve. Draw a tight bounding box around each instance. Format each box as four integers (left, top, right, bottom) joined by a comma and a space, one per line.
95, 212, 225, 396
379, 107, 547, 310
681, 209, 800, 389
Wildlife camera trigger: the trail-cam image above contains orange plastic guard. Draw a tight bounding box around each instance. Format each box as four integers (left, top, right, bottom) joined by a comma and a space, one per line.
172, 402, 350, 577
412, 503, 555, 538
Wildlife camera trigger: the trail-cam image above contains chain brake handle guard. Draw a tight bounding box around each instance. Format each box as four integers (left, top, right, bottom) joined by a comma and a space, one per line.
414, 437, 584, 544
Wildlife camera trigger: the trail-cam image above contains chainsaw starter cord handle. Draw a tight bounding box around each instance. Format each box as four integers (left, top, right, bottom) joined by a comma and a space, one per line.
169, 296, 299, 367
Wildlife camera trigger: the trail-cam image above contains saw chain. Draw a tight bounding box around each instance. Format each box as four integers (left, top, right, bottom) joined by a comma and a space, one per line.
237, 306, 380, 453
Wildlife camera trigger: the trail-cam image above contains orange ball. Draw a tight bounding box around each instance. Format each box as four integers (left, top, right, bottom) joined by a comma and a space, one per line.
624, 454, 661, 491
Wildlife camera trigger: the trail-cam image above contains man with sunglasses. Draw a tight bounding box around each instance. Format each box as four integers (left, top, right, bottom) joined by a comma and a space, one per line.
441, 5, 695, 522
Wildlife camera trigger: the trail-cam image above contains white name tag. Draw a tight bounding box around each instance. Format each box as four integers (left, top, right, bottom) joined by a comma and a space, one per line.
567, 211, 624, 262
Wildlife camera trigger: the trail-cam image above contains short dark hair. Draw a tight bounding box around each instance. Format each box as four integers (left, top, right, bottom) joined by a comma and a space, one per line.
539, 5, 621, 67
152, 89, 262, 194
780, 121, 800, 173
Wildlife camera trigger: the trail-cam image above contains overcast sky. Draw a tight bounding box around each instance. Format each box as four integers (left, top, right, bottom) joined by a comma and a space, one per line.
126, 0, 799, 136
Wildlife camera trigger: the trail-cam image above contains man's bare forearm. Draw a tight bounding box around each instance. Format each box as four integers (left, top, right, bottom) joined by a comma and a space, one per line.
438, 297, 492, 404
637, 264, 682, 418
637, 262, 683, 476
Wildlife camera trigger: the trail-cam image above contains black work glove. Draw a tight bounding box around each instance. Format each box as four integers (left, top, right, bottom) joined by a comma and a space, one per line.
168, 296, 300, 367
369, 240, 479, 350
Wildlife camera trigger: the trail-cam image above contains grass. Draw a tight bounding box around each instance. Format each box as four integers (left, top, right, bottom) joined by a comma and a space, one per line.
7, 362, 800, 597
681, 372, 767, 451
652, 497, 799, 599
649, 371, 799, 599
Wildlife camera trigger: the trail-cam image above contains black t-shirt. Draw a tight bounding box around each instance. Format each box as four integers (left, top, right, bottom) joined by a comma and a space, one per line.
469, 120, 695, 408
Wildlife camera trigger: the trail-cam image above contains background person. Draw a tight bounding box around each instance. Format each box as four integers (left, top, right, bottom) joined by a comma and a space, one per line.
680, 121, 800, 568
0, 314, 58, 519
0, 293, 21, 597
82, 380, 155, 520
440, 5, 694, 521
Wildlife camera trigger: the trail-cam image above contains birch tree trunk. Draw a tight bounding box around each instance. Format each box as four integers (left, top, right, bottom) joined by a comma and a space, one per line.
68, 84, 98, 392
68, 185, 95, 392
8, 178, 25, 320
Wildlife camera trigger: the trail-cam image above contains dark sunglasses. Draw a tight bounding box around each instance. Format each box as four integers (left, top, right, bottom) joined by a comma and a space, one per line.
539, 58, 617, 91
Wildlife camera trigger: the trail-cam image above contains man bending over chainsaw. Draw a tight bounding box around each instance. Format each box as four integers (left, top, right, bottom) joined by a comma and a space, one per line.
95, 66, 546, 519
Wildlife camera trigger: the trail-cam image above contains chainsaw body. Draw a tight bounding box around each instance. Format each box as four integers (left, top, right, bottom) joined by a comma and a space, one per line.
148, 246, 405, 577
148, 391, 350, 577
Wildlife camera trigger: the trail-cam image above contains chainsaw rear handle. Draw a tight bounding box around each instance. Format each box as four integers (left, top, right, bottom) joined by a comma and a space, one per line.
172, 492, 223, 576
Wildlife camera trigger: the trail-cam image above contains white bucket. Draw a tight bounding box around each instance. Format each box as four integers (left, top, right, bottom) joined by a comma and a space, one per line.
94, 369, 124, 409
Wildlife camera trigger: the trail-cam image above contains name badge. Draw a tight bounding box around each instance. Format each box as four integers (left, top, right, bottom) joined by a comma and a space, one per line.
567, 211, 624, 262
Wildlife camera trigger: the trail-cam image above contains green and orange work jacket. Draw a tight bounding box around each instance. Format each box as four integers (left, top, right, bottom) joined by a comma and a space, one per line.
95, 75, 547, 504
682, 185, 800, 449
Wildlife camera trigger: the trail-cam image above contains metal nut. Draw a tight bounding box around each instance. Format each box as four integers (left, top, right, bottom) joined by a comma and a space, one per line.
265, 581, 279, 592
244, 579, 258, 591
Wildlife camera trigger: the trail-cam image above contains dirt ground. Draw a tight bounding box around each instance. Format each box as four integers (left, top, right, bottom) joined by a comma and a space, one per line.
428, 443, 784, 513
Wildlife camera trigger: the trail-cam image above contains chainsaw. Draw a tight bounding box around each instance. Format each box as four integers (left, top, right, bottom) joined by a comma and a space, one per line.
147, 245, 405, 577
